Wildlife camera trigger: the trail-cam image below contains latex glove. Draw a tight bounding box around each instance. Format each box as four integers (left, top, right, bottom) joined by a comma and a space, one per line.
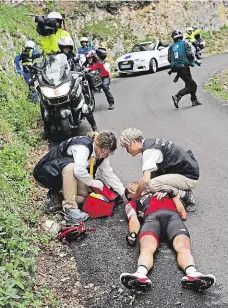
126, 232, 138, 247
91, 179, 104, 190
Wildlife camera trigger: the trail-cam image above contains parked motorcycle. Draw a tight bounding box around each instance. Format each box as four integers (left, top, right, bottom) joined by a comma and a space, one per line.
32, 53, 95, 138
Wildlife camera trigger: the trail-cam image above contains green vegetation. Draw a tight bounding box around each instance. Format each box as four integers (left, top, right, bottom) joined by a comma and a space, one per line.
0, 2, 227, 306
203, 25, 228, 56
205, 69, 228, 102
0, 4, 59, 307
80, 17, 138, 51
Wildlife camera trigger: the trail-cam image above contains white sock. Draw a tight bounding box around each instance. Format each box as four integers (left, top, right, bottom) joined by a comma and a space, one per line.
135, 265, 148, 276
185, 265, 202, 276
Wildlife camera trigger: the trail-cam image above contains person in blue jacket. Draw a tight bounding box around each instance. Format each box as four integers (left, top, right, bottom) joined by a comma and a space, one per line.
14, 40, 39, 85
77, 37, 95, 55
14, 40, 40, 103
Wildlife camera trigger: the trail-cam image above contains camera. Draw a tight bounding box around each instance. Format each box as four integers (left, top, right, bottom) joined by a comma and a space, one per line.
35, 15, 57, 36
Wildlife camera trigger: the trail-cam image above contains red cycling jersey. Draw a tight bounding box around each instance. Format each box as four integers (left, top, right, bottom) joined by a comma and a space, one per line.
87, 62, 110, 78
125, 195, 177, 217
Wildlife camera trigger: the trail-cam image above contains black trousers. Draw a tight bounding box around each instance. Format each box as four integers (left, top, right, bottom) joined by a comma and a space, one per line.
176, 66, 197, 102
102, 77, 115, 105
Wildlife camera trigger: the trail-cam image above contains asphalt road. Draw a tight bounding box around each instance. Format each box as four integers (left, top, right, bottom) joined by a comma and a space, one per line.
70, 53, 228, 308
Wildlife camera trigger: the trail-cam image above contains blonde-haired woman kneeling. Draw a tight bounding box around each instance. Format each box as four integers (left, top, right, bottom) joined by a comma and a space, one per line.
34, 131, 125, 222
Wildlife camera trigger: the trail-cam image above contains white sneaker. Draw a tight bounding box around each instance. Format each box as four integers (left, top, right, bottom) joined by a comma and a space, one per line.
181, 273, 216, 291
120, 272, 152, 293
64, 208, 89, 222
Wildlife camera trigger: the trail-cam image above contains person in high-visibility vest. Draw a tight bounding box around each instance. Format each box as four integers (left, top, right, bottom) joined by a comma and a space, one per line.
184, 27, 203, 43
14, 40, 38, 85
37, 11, 71, 57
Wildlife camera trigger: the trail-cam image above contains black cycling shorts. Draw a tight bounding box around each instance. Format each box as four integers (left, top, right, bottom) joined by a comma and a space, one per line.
139, 210, 190, 245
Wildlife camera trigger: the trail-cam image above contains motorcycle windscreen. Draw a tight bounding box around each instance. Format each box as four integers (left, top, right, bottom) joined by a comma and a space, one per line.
43, 53, 70, 86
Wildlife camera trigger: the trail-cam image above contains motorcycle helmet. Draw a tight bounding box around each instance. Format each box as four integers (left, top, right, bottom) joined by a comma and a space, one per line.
25, 40, 36, 49
58, 36, 74, 52
171, 30, 183, 41
58, 221, 86, 243
47, 12, 64, 28
96, 47, 107, 61
80, 36, 89, 45
86, 50, 96, 58
199, 40, 205, 49
47, 11, 63, 20
192, 25, 198, 31
186, 27, 194, 35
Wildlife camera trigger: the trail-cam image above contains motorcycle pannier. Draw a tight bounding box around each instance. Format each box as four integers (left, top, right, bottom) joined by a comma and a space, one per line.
88, 70, 102, 89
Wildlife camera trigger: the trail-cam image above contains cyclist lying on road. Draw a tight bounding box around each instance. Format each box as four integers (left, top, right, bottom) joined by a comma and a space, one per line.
120, 181, 216, 293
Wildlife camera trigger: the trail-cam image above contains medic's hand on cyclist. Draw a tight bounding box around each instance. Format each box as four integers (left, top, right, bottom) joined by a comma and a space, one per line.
154, 189, 177, 200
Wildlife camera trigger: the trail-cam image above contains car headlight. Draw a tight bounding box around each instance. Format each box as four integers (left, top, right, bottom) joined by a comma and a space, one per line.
134, 58, 146, 62
41, 81, 71, 98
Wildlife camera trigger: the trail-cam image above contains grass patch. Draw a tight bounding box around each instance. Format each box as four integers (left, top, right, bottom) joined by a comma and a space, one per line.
205, 69, 228, 102
0, 4, 59, 307
203, 25, 228, 56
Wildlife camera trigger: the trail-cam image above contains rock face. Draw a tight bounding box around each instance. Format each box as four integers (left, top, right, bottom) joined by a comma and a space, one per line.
65, 1, 228, 34
61, 0, 228, 57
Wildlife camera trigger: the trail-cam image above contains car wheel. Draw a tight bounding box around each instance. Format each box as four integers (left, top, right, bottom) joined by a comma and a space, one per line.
149, 58, 158, 73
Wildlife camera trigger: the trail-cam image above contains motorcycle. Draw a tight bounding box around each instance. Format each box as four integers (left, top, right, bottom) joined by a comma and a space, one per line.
86, 69, 103, 93
192, 37, 205, 60
185, 36, 206, 60
32, 53, 95, 138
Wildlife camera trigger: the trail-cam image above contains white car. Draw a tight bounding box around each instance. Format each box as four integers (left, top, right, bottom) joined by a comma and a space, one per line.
115, 40, 170, 76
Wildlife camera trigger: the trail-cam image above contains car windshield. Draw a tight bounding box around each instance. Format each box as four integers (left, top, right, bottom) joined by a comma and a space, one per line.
42, 53, 70, 86
131, 42, 156, 52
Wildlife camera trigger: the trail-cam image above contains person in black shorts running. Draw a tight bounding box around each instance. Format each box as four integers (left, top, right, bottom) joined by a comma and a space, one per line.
120, 183, 216, 293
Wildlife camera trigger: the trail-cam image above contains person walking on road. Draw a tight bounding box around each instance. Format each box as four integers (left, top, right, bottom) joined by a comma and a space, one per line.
168, 30, 202, 109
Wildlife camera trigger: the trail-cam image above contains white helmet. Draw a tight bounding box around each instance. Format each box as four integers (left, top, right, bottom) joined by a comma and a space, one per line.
47, 12, 63, 20
58, 36, 74, 48
186, 27, 194, 34
80, 37, 89, 43
25, 40, 36, 49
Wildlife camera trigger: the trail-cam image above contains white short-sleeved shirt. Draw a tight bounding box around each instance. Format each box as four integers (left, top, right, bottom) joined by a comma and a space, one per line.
67, 144, 125, 196
142, 139, 163, 173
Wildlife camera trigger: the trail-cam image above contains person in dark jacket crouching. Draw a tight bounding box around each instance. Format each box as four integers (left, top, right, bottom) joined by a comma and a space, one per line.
120, 128, 199, 212
33, 131, 126, 223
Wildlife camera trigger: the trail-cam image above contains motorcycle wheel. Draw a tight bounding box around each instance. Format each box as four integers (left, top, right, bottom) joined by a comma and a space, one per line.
60, 118, 71, 138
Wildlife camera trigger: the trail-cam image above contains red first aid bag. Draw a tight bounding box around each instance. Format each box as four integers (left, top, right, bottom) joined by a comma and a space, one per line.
92, 185, 118, 201
82, 184, 118, 218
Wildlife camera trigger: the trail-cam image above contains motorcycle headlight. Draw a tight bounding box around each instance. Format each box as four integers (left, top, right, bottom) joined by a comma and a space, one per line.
41, 81, 71, 98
